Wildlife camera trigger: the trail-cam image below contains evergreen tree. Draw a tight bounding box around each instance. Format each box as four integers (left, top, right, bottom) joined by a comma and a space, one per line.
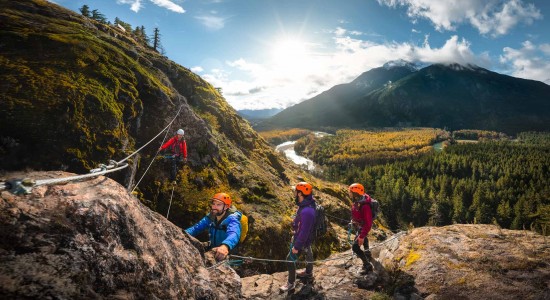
91, 9, 107, 24
133, 26, 149, 45
152, 27, 162, 52
497, 200, 512, 228
79, 5, 90, 17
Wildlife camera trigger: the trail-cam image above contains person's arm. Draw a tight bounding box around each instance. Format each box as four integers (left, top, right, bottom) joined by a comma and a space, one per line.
183, 140, 187, 159
293, 207, 315, 250
185, 215, 211, 237
212, 216, 241, 261
220, 215, 241, 250
159, 137, 175, 151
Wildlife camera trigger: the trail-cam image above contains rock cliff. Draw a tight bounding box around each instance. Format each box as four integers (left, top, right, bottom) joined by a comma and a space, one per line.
242, 224, 550, 300
0, 171, 240, 299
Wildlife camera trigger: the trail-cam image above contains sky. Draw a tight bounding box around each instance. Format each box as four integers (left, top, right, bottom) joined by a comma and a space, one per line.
54, 0, 550, 111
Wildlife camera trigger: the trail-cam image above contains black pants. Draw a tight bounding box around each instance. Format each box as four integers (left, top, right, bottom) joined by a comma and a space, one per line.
352, 235, 371, 266
286, 245, 313, 284
169, 156, 183, 181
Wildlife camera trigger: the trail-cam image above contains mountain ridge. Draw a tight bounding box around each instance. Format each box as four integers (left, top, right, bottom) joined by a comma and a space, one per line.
260, 62, 550, 134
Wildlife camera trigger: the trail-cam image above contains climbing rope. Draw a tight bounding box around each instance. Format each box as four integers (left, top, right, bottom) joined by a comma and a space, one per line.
165, 183, 176, 219
2, 104, 184, 195
0, 162, 130, 195
325, 213, 351, 224
217, 232, 405, 266
130, 105, 184, 193
117, 105, 183, 166
206, 259, 229, 270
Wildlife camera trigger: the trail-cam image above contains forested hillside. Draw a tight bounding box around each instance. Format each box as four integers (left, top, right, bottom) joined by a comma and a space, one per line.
296, 128, 449, 169
297, 130, 550, 234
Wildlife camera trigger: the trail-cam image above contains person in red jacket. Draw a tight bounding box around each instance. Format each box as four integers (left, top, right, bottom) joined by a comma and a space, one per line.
159, 129, 187, 182
349, 183, 374, 275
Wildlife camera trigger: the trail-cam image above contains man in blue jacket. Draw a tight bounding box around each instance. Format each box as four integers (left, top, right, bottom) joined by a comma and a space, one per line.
185, 192, 241, 261
280, 182, 316, 292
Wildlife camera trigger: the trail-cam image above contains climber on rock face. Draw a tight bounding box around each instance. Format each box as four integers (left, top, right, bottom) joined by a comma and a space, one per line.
349, 183, 374, 275
185, 193, 242, 261
158, 129, 187, 183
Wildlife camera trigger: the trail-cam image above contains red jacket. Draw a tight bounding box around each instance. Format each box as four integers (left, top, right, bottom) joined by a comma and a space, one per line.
161, 136, 187, 158
351, 194, 373, 239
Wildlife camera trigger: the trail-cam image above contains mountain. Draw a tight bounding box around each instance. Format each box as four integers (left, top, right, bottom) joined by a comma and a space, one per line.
237, 108, 283, 121
261, 62, 550, 134
256, 61, 418, 130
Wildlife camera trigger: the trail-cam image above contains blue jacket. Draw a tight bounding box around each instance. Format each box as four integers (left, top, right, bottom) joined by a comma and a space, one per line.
185, 209, 242, 250
292, 195, 316, 250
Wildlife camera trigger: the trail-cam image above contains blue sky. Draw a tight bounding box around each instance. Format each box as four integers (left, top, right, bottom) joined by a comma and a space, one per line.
54, 0, 550, 110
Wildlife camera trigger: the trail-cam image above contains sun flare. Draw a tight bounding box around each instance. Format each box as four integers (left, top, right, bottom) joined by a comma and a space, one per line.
270, 37, 311, 72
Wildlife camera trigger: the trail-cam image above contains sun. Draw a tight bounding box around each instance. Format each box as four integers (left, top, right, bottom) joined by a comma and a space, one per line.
270, 37, 311, 72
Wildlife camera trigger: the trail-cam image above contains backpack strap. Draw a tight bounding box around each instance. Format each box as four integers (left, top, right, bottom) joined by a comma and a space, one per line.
211, 209, 241, 231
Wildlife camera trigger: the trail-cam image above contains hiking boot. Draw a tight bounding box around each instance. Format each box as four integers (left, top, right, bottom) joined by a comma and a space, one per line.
297, 271, 313, 278
359, 263, 373, 275
279, 281, 296, 292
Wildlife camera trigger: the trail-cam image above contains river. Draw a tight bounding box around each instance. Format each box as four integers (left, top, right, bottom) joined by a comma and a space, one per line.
275, 132, 331, 171
275, 141, 316, 171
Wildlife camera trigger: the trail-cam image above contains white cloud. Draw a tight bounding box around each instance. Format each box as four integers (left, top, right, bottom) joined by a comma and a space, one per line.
500, 41, 550, 84
117, 0, 142, 12
151, 0, 185, 13
202, 27, 495, 110
377, 0, 542, 37
116, 0, 185, 13
194, 13, 226, 30
191, 66, 204, 73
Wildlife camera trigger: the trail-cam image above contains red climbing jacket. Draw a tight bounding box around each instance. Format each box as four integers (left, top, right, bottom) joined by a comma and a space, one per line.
160, 136, 187, 158
351, 194, 373, 239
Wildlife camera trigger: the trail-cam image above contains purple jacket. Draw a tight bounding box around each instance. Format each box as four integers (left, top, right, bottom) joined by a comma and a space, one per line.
292, 195, 316, 250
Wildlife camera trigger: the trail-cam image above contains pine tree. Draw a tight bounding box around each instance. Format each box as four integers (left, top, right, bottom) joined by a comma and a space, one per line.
91, 9, 107, 24
152, 27, 162, 52
79, 5, 90, 17
496, 200, 512, 228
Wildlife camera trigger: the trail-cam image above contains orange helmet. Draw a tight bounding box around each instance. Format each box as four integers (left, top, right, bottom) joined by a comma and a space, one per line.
349, 183, 364, 195
212, 192, 231, 206
295, 182, 313, 196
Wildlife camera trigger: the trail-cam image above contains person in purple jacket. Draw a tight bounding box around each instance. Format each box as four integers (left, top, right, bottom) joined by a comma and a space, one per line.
280, 182, 316, 292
